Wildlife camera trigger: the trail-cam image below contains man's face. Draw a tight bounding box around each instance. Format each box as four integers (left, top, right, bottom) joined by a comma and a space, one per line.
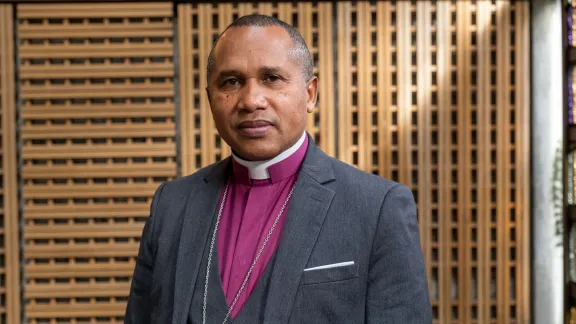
206, 26, 318, 161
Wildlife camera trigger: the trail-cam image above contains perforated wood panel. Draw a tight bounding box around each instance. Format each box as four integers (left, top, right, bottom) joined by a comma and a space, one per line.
17, 3, 177, 322
0, 1, 532, 323
336, 1, 530, 323
0, 5, 21, 324
178, 2, 335, 176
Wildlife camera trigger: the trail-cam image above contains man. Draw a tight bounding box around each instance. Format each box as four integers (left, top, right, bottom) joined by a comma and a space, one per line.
125, 14, 432, 324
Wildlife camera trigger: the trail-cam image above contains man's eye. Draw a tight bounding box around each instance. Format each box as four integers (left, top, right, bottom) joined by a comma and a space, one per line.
223, 78, 239, 86
265, 75, 281, 83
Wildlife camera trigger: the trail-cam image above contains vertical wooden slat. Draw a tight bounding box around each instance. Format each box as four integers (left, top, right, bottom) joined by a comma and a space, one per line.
477, 1, 492, 323
397, 1, 411, 185
178, 4, 193, 175
456, 1, 472, 322
337, 2, 352, 166
238, 3, 254, 17
0, 4, 20, 324
496, 1, 511, 323
376, 1, 391, 178
357, 2, 369, 171
218, 4, 233, 29
417, 0, 432, 294
258, 3, 273, 16
277, 3, 292, 25
436, 2, 451, 322
515, 2, 531, 323
318, 2, 335, 157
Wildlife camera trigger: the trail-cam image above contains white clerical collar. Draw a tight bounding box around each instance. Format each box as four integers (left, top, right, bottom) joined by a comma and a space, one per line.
232, 132, 307, 180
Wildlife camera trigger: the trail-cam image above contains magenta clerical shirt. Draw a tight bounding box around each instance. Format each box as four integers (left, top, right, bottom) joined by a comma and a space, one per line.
216, 132, 308, 318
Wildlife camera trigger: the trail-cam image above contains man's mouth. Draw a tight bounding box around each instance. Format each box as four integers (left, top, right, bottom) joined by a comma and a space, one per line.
237, 120, 274, 137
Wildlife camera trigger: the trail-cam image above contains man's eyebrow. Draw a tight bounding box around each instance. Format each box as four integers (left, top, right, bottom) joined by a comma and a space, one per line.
215, 66, 284, 80
216, 69, 244, 79
259, 66, 282, 74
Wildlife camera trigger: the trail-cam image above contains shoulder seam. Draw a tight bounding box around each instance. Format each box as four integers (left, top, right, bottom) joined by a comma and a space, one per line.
150, 182, 167, 257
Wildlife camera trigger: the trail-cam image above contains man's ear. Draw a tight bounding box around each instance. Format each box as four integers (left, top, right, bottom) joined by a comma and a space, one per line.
205, 86, 211, 104
305, 76, 319, 113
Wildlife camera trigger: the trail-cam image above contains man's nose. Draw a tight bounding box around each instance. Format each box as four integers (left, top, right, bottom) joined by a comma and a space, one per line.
238, 79, 268, 112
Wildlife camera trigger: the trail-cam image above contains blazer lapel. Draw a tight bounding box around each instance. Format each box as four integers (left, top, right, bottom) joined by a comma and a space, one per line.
172, 158, 230, 324
263, 141, 336, 323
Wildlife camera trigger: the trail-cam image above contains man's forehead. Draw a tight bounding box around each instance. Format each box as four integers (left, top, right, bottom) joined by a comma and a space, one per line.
213, 26, 293, 57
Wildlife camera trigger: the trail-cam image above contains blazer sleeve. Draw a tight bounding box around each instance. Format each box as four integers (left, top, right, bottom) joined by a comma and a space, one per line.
124, 182, 166, 324
366, 183, 433, 323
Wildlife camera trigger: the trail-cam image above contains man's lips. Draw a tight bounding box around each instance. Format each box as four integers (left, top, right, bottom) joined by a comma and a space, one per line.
237, 120, 274, 128
236, 120, 274, 137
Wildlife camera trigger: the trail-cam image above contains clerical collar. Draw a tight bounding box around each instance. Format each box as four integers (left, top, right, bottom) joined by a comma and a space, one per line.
231, 132, 308, 185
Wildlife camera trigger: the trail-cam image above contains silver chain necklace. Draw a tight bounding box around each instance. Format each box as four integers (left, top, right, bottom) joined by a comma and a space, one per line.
203, 182, 296, 324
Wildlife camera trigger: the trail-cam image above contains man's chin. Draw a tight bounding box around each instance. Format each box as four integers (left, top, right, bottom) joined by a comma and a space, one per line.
232, 144, 280, 161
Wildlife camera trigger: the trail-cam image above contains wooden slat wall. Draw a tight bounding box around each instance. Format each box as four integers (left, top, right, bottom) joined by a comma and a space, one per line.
17, 3, 177, 323
178, 2, 335, 176
0, 1, 532, 323
0, 5, 21, 324
515, 2, 530, 320
336, 1, 530, 324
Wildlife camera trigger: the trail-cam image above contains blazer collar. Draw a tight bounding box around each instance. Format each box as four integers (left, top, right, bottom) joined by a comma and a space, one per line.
262, 134, 336, 323
298, 135, 335, 185
172, 160, 229, 324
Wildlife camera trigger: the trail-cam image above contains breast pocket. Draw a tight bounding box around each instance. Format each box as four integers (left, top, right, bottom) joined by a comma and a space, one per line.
291, 261, 363, 323
299, 262, 359, 286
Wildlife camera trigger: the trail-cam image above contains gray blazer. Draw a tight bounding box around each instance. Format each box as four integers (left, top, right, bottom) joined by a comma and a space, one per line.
125, 136, 432, 323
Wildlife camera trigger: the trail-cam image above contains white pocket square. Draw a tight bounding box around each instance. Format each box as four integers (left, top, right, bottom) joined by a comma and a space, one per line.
303, 261, 355, 272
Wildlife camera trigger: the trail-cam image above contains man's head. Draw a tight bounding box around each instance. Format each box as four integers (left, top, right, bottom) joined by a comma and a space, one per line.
206, 14, 318, 161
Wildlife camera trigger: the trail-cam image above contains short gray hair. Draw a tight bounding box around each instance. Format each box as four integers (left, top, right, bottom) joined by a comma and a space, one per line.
206, 14, 314, 84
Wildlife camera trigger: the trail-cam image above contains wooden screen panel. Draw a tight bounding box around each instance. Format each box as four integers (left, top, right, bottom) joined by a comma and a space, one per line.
1, 5, 21, 324
17, 3, 176, 323
178, 2, 334, 176
337, 1, 530, 324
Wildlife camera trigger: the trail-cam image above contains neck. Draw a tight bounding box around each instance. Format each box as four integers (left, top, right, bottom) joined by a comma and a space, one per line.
232, 132, 306, 180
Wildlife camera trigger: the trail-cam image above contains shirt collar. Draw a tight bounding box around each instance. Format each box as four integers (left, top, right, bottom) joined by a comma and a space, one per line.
231, 132, 308, 185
